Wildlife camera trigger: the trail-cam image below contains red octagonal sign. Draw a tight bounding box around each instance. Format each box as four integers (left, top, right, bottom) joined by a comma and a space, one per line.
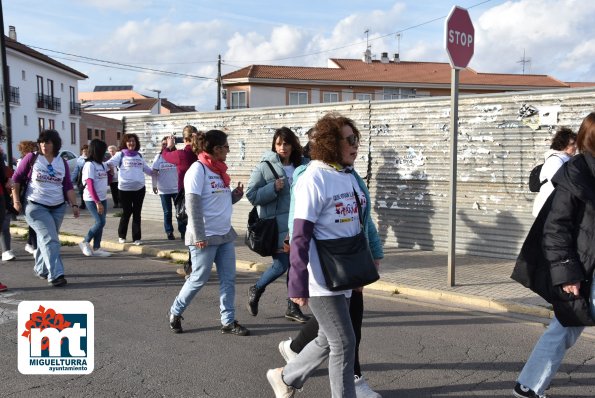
444, 6, 474, 69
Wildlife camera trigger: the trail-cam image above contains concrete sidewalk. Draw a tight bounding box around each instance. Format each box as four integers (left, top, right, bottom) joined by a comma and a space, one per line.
9, 205, 552, 320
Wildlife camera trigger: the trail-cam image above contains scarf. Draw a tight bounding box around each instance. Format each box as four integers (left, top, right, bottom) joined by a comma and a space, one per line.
122, 149, 139, 157
198, 152, 230, 187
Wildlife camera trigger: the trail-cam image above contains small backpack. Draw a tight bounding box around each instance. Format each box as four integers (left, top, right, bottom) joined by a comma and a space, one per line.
528, 154, 562, 193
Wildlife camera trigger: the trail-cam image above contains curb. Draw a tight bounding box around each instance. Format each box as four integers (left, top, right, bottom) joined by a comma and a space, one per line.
10, 226, 554, 320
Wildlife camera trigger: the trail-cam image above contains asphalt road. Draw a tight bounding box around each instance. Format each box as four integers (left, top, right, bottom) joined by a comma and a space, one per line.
0, 244, 594, 397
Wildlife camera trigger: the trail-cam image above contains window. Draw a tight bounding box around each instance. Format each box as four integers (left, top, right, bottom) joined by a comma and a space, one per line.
47, 79, 54, 98
61, 121, 65, 130
70, 86, 75, 103
61, 83, 64, 92
230, 91, 247, 109
87, 128, 92, 140
382, 87, 416, 100
94, 129, 99, 137
48, 119, 55, 129
356, 93, 372, 101
38, 118, 45, 133
36, 76, 44, 95
322, 92, 339, 103
100, 129, 105, 141
289, 91, 308, 105
24, 115, 28, 126
71, 123, 77, 145
117, 131, 121, 141
21, 70, 26, 81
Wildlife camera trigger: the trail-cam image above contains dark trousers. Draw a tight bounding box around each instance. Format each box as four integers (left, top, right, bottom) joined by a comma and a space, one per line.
118, 187, 145, 241
291, 290, 364, 376
110, 182, 120, 206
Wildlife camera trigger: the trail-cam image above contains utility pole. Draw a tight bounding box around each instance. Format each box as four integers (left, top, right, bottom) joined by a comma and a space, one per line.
147, 88, 161, 114
216, 54, 221, 111
517, 49, 531, 74
0, 0, 13, 164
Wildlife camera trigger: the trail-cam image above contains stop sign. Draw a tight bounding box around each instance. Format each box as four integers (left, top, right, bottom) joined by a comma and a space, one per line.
444, 6, 474, 69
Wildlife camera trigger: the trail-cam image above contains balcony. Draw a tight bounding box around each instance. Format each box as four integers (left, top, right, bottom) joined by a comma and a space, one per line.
0, 85, 20, 105
36, 93, 61, 112
70, 101, 82, 116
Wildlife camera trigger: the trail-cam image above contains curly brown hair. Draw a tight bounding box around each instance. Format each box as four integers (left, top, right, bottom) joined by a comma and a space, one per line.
310, 113, 360, 164
119, 133, 141, 151
17, 140, 37, 157
192, 130, 227, 155
577, 112, 595, 156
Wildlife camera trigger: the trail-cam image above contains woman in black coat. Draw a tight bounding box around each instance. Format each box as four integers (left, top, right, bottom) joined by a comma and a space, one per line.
512, 112, 595, 398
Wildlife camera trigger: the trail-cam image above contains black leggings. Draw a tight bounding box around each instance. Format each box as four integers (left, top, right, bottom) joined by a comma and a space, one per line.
118, 187, 145, 241
290, 290, 364, 376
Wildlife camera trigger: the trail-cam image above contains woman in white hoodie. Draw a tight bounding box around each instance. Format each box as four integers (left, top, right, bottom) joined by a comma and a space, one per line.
532, 127, 577, 216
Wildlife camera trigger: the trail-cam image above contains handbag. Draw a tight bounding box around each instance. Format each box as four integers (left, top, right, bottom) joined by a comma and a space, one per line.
314, 188, 379, 291
174, 188, 187, 223
245, 161, 280, 257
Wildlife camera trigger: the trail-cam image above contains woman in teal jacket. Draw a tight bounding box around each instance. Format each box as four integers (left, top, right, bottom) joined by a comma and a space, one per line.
245, 127, 309, 323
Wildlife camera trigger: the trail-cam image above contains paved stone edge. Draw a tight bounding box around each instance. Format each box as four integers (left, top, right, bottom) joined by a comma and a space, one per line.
10, 226, 554, 320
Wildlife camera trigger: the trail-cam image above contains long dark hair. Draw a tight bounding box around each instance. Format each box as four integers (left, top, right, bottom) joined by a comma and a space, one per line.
88, 139, 107, 163
577, 112, 595, 156
271, 127, 302, 167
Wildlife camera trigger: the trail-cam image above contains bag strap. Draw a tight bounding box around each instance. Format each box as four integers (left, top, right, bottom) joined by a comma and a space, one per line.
352, 188, 364, 227
263, 160, 279, 179
25, 152, 39, 182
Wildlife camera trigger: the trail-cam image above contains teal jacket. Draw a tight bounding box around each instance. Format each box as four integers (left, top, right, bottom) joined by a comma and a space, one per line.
288, 162, 384, 260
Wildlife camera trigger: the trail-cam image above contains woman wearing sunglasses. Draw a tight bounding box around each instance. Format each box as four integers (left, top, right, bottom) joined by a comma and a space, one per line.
12, 129, 80, 287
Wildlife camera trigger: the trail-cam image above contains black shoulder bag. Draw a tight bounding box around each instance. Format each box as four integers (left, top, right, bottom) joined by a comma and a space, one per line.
245, 161, 279, 257
314, 188, 379, 291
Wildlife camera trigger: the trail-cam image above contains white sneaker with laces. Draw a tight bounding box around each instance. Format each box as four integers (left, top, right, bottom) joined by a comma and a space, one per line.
2, 250, 15, 261
93, 248, 112, 257
118, 238, 126, 244
354, 375, 382, 398
266, 368, 295, 398
24, 244, 35, 254
133, 240, 143, 246
78, 241, 93, 257
278, 338, 298, 363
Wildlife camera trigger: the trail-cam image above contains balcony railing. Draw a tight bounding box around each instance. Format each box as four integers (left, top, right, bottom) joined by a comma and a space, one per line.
0, 85, 20, 105
37, 93, 61, 112
70, 101, 81, 116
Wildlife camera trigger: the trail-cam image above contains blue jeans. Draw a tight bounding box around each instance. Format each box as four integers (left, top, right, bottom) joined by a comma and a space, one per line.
25, 202, 66, 281
283, 295, 356, 397
84, 200, 107, 250
159, 193, 187, 236
255, 252, 289, 290
170, 241, 236, 325
517, 278, 595, 395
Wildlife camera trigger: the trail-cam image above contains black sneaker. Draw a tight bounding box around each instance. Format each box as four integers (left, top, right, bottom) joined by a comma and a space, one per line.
285, 300, 310, 323
221, 320, 249, 336
247, 285, 264, 316
167, 233, 175, 240
48, 275, 67, 287
513, 382, 547, 398
169, 312, 183, 333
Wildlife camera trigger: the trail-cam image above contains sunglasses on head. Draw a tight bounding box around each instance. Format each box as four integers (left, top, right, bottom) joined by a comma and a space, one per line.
342, 135, 359, 146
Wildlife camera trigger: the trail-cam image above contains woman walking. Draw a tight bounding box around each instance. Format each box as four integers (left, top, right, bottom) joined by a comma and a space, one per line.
16, 140, 38, 254
106, 133, 153, 245
78, 139, 112, 257
152, 137, 180, 240
245, 127, 309, 323
11, 129, 80, 286
168, 130, 248, 336
267, 113, 381, 397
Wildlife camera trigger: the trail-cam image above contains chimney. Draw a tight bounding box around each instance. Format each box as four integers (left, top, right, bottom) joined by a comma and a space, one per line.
380, 52, 389, 64
362, 48, 372, 64
392, 53, 400, 63
8, 26, 16, 41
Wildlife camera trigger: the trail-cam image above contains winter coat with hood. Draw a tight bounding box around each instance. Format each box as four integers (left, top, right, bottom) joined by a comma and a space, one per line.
513, 152, 595, 326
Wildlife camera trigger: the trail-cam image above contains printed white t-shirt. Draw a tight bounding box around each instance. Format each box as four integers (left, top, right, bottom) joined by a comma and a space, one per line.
292, 163, 366, 297
82, 161, 109, 202
184, 161, 232, 237
151, 153, 178, 194
282, 164, 296, 186
26, 156, 67, 206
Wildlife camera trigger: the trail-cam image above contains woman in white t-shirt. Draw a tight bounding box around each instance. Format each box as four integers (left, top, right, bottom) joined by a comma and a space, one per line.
532, 127, 577, 216
78, 139, 111, 258
151, 137, 179, 240
168, 130, 249, 336
266, 114, 383, 398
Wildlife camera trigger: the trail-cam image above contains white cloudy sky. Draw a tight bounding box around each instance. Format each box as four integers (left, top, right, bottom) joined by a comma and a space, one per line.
5, 0, 595, 110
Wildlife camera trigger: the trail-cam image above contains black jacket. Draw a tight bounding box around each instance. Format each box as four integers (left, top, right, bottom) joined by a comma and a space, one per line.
512, 153, 595, 326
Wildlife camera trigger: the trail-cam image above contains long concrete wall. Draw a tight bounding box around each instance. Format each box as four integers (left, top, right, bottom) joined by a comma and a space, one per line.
124, 87, 595, 259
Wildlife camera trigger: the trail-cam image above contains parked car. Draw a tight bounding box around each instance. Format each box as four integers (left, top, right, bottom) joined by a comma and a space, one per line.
58, 150, 78, 174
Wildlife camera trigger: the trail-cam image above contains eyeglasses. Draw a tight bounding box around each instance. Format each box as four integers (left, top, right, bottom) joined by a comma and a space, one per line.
47, 164, 55, 177
342, 135, 359, 147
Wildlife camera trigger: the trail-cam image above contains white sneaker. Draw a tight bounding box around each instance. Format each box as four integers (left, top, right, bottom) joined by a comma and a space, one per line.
78, 241, 93, 257
133, 240, 143, 246
278, 339, 298, 363
1, 250, 15, 261
354, 375, 382, 398
24, 244, 35, 254
118, 238, 126, 244
93, 248, 112, 257
266, 368, 295, 398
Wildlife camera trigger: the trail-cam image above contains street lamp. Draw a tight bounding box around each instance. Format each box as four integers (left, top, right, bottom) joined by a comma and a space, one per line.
147, 88, 161, 114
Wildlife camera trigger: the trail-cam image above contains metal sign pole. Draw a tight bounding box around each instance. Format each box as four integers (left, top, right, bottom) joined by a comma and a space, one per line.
447, 67, 459, 287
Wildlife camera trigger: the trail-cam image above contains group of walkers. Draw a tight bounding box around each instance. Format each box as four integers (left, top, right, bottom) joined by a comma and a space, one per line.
2, 110, 595, 397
